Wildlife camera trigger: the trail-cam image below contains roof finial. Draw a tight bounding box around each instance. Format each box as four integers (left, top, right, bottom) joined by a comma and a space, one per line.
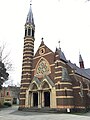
58, 41, 60, 49
30, 0, 32, 5
41, 37, 44, 41
41, 37, 44, 45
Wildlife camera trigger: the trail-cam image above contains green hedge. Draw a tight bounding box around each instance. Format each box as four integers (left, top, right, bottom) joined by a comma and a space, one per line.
3, 102, 12, 107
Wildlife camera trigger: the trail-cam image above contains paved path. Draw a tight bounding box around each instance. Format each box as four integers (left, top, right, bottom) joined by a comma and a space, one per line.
0, 106, 90, 120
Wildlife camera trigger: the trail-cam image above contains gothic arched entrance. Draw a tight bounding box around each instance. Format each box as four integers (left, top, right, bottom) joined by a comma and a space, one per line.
27, 76, 56, 109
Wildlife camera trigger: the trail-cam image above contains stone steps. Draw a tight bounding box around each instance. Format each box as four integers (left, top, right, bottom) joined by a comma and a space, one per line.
20, 107, 62, 113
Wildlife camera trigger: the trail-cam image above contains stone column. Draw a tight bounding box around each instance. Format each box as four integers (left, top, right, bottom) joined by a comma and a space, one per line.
31, 92, 33, 107
28, 91, 32, 108
50, 87, 56, 108
42, 91, 44, 107
25, 90, 29, 107
38, 91, 42, 108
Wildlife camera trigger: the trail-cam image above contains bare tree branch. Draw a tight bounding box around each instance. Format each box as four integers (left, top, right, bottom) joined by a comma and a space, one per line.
0, 43, 12, 71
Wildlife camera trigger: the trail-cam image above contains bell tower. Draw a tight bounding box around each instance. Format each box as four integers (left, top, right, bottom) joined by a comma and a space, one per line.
19, 2, 35, 108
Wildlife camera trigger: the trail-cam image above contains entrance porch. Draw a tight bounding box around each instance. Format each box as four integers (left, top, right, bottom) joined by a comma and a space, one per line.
25, 76, 56, 109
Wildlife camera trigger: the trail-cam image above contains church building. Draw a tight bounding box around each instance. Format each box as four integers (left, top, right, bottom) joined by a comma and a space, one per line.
19, 3, 90, 112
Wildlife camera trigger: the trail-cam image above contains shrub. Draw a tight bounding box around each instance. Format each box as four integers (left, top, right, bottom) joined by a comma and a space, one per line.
3, 102, 12, 107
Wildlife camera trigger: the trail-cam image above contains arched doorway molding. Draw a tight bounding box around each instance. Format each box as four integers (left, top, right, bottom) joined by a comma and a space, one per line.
29, 76, 41, 91
26, 76, 56, 108
41, 75, 55, 89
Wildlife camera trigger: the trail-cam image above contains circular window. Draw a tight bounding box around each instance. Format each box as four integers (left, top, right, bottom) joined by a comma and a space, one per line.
39, 48, 45, 55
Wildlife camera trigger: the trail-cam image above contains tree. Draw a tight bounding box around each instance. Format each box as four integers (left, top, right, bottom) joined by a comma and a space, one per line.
0, 43, 12, 89
0, 44, 12, 71
0, 61, 9, 89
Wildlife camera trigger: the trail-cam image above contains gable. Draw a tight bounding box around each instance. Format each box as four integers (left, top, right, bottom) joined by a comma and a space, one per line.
32, 41, 55, 81
34, 41, 54, 58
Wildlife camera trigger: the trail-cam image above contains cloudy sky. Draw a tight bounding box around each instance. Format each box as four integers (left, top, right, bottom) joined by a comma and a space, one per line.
0, 0, 90, 85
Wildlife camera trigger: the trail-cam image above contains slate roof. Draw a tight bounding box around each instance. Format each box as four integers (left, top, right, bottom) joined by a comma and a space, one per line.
85, 68, 90, 76
67, 61, 90, 80
56, 48, 90, 80
57, 48, 67, 62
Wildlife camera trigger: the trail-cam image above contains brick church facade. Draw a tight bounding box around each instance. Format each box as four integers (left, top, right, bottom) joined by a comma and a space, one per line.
19, 3, 90, 112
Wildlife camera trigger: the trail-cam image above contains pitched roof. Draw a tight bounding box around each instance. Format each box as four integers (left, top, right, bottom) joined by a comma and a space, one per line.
34, 40, 54, 57
85, 68, 90, 76
67, 61, 90, 80
57, 48, 67, 62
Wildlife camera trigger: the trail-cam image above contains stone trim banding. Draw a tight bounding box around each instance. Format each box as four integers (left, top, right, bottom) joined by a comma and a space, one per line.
33, 52, 53, 59
54, 76, 62, 80
56, 96, 74, 98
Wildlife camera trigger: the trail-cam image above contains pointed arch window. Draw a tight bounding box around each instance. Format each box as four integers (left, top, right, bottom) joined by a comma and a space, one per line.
32, 29, 34, 38
57, 84, 60, 89
87, 83, 90, 97
28, 28, 31, 36
25, 29, 27, 36
57, 62, 58, 67
79, 81, 84, 97
35, 58, 51, 78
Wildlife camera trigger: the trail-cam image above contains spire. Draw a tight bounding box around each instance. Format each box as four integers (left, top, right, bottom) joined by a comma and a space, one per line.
58, 41, 61, 50
79, 53, 84, 68
55, 41, 67, 62
25, 2, 35, 38
26, 2, 35, 26
79, 54, 83, 63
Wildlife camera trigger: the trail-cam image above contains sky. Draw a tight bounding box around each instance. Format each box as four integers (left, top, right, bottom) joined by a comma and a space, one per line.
0, 0, 90, 85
